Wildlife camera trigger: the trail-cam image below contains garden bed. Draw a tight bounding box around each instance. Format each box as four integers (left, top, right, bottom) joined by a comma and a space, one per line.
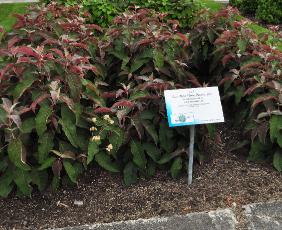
0, 122, 281, 230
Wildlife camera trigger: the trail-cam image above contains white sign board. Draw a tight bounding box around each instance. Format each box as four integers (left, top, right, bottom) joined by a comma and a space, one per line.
164, 87, 224, 127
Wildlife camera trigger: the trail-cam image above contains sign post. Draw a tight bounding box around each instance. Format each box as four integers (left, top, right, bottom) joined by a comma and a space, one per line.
164, 87, 224, 185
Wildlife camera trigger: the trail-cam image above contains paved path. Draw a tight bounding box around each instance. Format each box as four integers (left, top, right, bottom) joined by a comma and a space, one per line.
51, 200, 282, 230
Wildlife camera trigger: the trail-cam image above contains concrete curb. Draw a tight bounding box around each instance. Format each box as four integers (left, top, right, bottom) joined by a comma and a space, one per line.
51, 208, 237, 230
50, 200, 282, 230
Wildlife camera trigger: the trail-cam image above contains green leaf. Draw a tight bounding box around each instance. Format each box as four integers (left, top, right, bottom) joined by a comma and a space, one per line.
206, 124, 216, 137
0, 169, 14, 198
140, 110, 155, 120
35, 104, 52, 137
143, 143, 161, 162
31, 169, 48, 191
13, 168, 32, 196
130, 140, 147, 170
153, 49, 164, 69
63, 160, 78, 183
20, 117, 35, 134
38, 131, 54, 164
76, 128, 89, 151
130, 57, 149, 73
159, 122, 175, 153
38, 157, 55, 170
8, 139, 31, 171
74, 103, 83, 125
248, 140, 267, 161
95, 152, 120, 173
0, 158, 8, 172
273, 150, 282, 172
109, 127, 124, 155
146, 159, 156, 177
11, 72, 36, 99
87, 141, 100, 165
234, 86, 244, 105
237, 39, 248, 53
129, 91, 149, 100
59, 119, 78, 148
170, 157, 183, 178
0, 107, 7, 124
141, 120, 158, 145
270, 115, 282, 142
59, 106, 78, 147
123, 162, 138, 185
66, 74, 82, 102
51, 176, 60, 191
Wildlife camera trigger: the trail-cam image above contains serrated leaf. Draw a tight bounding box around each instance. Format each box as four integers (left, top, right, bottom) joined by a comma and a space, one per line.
95, 152, 120, 173
11, 72, 36, 99
109, 127, 124, 155
20, 117, 35, 134
38, 157, 55, 170
35, 104, 52, 137
87, 141, 100, 165
141, 120, 158, 145
153, 49, 164, 69
170, 157, 183, 178
130, 140, 146, 169
59, 105, 78, 147
66, 74, 82, 102
273, 150, 282, 172
143, 143, 161, 162
123, 162, 138, 185
13, 168, 32, 196
38, 131, 54, 164
63, 160, 78, 183
8, 139, 31, 171
59, 119, 78, 148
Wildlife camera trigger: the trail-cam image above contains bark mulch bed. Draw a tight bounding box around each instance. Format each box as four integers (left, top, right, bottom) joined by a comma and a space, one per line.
0, 122, 281, 230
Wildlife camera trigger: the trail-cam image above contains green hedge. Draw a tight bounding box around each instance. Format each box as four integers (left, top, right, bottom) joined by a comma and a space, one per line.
230, 0, 282, 24
42, 0, 203, 28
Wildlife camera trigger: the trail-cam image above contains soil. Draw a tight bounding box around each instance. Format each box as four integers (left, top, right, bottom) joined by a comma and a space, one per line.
0, 122, 282, 230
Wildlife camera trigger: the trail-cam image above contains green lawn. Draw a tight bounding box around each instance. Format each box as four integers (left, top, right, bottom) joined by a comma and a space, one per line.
0, 3, 30, 32
202, 0, 225, 12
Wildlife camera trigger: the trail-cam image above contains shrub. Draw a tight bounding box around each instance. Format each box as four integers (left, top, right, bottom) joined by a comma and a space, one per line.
42, 0, 203, 28
230, 0, 282, 24
229, 0, 258, 14
256, 0, 282, 24
87, 8, 211, 185
190, 7, 282, 171
0, 3, 102, 197
0, 4, 213, 197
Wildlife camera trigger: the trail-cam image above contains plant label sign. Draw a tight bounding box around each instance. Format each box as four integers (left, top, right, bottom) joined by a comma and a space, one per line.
164, 87, 224, 127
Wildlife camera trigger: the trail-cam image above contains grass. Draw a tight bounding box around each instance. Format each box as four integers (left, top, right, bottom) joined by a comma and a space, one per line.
0, 3, 30, 32
201, 0, 225, 12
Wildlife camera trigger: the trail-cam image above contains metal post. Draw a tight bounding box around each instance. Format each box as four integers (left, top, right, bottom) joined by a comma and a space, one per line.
188, 125, 195, 185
